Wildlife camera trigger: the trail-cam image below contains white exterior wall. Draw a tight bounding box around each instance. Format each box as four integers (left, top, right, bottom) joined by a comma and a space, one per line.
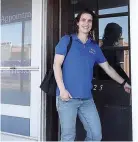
130, 0, 138, 141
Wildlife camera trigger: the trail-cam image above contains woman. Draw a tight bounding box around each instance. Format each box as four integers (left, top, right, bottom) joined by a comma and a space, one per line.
53, 9, 131, 141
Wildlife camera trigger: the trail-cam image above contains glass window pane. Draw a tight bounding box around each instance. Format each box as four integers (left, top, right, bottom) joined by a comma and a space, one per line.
99, 6, 128, 15
24, 21, 32, 66
1, 115, 30, 136
0, 0, 32, 136
99, 16, 129, 47
1, 70, 31, 106
98, 0, 128, 15
94, 49, 130, 83
1, 23, 22, 65
96, 16, 130, 82
71, 0, 97, 13
1, 0, 32, 106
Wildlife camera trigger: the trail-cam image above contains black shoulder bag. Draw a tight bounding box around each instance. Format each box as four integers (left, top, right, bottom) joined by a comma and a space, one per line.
40, 36, 72, 96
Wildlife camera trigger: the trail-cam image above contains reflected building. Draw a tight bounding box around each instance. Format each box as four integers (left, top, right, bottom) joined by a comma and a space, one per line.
99, 37, 129, 77
1, 43, 31, 64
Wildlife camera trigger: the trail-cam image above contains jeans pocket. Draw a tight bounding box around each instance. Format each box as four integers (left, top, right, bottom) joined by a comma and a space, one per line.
58, 97, 74, 111
58, 96, 72, 103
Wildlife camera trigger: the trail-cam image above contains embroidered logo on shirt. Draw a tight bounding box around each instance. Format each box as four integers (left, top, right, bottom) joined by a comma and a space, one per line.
89, 48, 96, 54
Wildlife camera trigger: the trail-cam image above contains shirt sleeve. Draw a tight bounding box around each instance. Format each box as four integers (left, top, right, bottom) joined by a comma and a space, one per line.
95, 44, 107, 64
55, 35, 70, 56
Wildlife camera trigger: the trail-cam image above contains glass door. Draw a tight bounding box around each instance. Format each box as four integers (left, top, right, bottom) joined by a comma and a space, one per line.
94, 0, 131, 141
0, 0, 42, 139
59, 0, 132, 141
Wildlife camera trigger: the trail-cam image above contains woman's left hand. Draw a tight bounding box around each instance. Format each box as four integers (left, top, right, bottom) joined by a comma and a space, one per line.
124, 82, 131, 93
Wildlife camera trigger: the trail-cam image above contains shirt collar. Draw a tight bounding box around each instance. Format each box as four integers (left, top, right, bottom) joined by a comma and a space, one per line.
71, 33, 92, 44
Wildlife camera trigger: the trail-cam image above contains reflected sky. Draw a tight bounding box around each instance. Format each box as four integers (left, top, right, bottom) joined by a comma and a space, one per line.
1, 22, 22, 46
99, 16, 128, 43
99, 6, 128, 15
24, 21, 32, 45
1, 21, 31, 46
99, 6, 128, 43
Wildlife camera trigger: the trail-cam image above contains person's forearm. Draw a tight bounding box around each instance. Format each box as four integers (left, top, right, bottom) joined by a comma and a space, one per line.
53, 64, 65, 91
105, 65, 124, 84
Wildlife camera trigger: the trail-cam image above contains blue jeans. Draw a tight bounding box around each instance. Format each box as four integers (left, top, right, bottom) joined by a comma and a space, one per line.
56, 96, 102, 141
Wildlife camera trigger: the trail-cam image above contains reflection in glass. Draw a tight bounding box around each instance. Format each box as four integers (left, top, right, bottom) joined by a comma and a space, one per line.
96, 21, 130, 83
98, 0, 128, 15
99, 16, 129, 46
71, 0, 97, 13
1, 70, 31, 105
99, 6, 128, 15
1, 23, 22, 66
1, 21, 32, 66
24, 21, 32, 66
0, 0, 32, 106
101, 23, 122, 47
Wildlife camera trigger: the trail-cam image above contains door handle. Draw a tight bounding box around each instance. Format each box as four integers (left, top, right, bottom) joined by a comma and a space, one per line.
0, 66, 39, 71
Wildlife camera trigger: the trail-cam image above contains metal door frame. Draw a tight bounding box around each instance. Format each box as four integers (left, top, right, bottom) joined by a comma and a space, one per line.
0, 0, 43, 140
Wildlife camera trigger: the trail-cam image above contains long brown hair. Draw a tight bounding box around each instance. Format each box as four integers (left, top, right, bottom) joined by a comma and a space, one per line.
74, 9, 97, 40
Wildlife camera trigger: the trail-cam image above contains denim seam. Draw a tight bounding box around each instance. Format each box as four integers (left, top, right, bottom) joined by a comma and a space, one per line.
79, 110, 93, 140
57, 97, 63, 140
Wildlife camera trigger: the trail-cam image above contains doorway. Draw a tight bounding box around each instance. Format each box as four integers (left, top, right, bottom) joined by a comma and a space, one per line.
46, 0, 132, 141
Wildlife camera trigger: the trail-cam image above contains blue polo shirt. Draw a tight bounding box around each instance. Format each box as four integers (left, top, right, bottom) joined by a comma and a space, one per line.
55, 34, 107, 98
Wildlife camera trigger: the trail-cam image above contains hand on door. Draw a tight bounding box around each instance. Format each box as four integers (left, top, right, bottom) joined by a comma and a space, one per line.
124, 82, 131, 93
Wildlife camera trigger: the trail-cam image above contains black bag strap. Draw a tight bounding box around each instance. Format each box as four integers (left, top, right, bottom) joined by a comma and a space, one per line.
62, 36, 72, 67
65, 36, 72, 59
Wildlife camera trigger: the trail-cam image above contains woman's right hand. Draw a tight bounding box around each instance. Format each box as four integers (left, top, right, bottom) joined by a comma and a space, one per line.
60, 89, 72, 101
